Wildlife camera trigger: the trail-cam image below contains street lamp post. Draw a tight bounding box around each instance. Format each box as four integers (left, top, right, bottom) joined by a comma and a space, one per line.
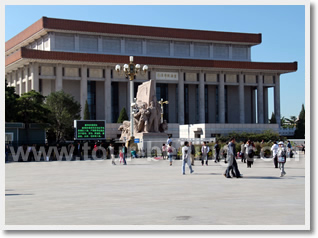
115, 56, 148, 142
158, 98, 169, 123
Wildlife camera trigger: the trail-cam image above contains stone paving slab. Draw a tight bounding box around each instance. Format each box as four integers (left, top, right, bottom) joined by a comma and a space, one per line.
5, 154, 305, 226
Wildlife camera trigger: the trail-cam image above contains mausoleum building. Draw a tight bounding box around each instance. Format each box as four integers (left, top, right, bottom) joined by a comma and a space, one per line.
5, 17, 297, 139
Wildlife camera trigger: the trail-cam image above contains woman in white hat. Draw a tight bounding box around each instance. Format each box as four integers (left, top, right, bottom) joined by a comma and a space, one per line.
277, 141, 287, 177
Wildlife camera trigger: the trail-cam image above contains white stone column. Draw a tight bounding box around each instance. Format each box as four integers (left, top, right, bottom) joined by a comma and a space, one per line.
126, 80, 131, 118
252, 89, 256, 123
247, 47, 251, 61
199, 71, 205, 123
80, 65, 88, 119
18, 68, 22, 95
218, 73, 225, 123
55, 64, 63, 91
105, 68, 112, 123
263, 87, 268, 124
274, 74, 281, 127
31, 62, 39, 92
24, 67, 29, 93
150, 70, 156, 84
49, 32, 55, 51
257, 74, 264, 124
178, 70, 185, 124
239, 73, 245, 123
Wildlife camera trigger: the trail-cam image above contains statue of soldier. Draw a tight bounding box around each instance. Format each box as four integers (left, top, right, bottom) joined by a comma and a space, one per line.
135, 103, 150, 132
147, 100, 160, 132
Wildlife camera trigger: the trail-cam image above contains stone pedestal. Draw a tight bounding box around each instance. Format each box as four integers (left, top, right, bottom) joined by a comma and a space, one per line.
134, 133, 168, 158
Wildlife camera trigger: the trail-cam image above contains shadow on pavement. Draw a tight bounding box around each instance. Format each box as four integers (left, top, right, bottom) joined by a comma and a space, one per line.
242, 176, 283, 180
5, 194, 33, 196
192, 173, 222, 176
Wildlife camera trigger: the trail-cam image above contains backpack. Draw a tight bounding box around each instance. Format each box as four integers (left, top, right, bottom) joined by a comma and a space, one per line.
248, 149, 254, 158
167, 147, 173, 153
281, 149, 286, 157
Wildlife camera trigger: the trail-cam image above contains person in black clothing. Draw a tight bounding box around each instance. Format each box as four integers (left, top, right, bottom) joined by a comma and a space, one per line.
224, 138, 242, 178
74, 142, 82, 160
122, 143, 127, 165
190, 142, 195, 166
214, 141, 220, 163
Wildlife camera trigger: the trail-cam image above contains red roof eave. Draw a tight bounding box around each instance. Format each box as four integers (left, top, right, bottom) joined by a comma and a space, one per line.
43, 17, 262, 45
6, 17, 262, 53
5, 48, 297, 73
5, 18, 44, 52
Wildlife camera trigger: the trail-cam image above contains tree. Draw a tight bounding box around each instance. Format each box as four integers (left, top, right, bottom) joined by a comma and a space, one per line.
45, 91, 81, 142
117, 107, 129, 123
83, 100, 90, 120
286, 116, 297, 128
294, 104, 305, 139
269, 112, 276, 124
16, 90, 50, 143
280, 116, 287, 128
5, 80, 19, 122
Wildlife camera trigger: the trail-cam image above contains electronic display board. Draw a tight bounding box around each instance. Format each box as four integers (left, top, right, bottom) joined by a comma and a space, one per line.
74, 120, 106, 140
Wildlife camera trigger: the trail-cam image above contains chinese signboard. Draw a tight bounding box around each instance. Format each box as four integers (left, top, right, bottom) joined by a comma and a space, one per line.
74, 120, 106, 140
156, 72, 178, 80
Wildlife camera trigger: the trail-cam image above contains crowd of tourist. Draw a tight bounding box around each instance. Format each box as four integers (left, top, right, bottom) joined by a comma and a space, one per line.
5, 136, 304, 178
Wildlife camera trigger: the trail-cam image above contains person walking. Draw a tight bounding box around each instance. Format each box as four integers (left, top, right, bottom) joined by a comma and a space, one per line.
122, 143, 127, 165
214, 141, 220, 163
240, 140, 247, 163
189, 142, 195, 166
108, 143, 116, 165
201, 142, 210, 166
167, 142, 173, 166
75, 142, 82, 160
245, 140, 254, 168
260, 139, 265, 158
277, 141, 287, 177
287, 140, 292, 158
271, 141, 279, 168
167, 135, 172, 146
182, 141, 194, 175
119, 151, 124, 164
224, 137, 242, 178
162, 143, 167, 160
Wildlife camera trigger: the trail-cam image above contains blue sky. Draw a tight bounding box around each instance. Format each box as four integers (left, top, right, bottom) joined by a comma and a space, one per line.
5, 5, 305, 119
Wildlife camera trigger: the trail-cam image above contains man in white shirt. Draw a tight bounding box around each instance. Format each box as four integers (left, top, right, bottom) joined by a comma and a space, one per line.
201, 142, 210, 166
182, 141, 194, 175
271, 141, 279, 168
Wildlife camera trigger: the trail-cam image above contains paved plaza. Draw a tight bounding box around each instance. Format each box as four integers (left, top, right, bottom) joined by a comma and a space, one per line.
5, 154, 305, 226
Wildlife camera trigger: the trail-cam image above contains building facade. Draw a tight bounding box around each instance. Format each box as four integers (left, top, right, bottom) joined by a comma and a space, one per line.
5, 17, 297, 139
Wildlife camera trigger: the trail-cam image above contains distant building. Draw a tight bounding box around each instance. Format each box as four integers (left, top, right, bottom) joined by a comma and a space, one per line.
5, 17, 297, 139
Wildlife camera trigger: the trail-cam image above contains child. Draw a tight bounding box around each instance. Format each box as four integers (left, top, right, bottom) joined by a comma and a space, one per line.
277, 141, 287, 177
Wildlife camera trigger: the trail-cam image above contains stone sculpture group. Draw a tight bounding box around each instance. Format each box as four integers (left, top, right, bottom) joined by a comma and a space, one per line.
118, 80, 168, 141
